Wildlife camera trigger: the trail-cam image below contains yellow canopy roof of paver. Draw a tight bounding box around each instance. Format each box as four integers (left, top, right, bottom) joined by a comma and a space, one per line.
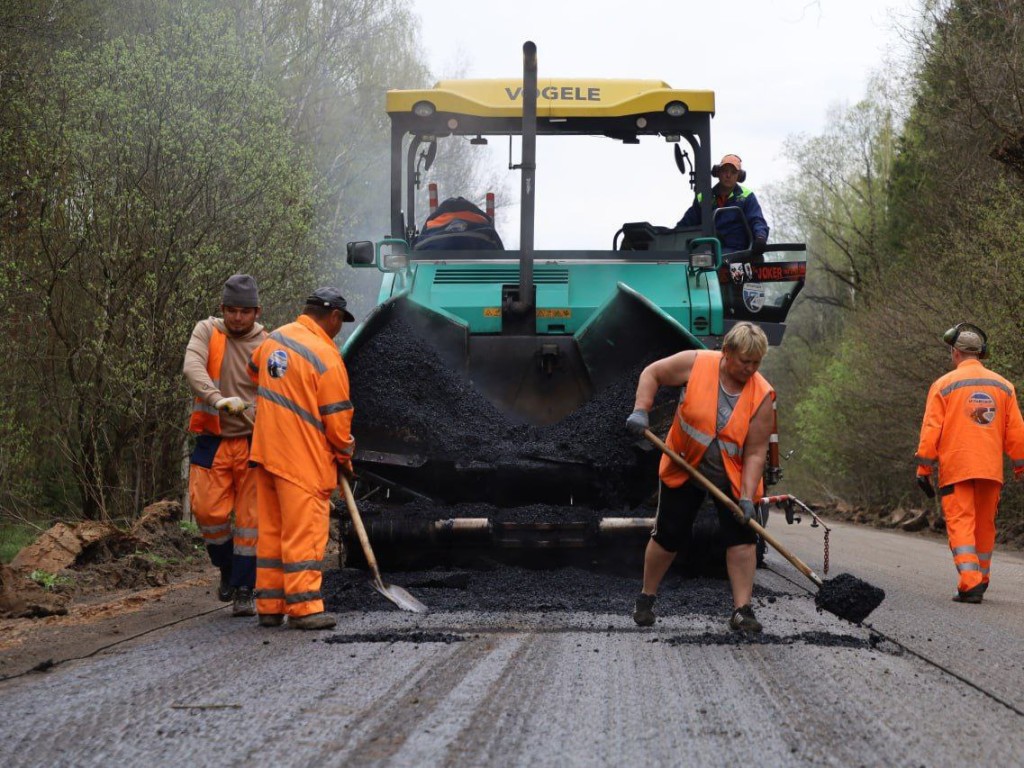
386, 79, 715, 119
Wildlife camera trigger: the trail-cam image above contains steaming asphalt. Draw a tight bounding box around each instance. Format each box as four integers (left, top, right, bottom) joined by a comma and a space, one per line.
1, 520, 1022, 767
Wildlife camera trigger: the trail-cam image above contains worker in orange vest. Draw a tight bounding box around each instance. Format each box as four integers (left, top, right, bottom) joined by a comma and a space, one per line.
183, 274, 267, 617
248, 287, 356, 630
915, 322, 1024, 603
625, 322, 775, 632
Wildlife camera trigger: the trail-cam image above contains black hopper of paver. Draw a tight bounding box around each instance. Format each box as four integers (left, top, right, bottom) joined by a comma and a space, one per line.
345, 310, 684, 510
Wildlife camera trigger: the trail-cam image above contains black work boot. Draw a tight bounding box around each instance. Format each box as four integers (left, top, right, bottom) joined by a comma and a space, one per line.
258, 613, 284, 627
217, 567, 233, 602
288, 612, 337, 630
729, 604, 763, 633
633, 593, 656, 627
952, 584, 985, 603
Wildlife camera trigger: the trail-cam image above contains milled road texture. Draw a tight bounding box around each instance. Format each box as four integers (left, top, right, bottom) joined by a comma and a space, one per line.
1, 526, 1023, 767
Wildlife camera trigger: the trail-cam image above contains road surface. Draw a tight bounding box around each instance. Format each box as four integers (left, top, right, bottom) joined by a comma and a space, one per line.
1, 519, 1022, 766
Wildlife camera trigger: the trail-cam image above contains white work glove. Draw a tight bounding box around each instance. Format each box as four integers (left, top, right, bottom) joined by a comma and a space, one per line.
214, 396, 247, 415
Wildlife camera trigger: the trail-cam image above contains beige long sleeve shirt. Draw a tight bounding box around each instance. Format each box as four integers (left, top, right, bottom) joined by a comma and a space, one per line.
183, 317, 266, 438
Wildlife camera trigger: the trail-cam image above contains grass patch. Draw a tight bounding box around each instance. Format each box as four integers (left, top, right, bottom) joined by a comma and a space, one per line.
137, 551, 179, 566
29, 569, 72, 590
0, 522, 38, 564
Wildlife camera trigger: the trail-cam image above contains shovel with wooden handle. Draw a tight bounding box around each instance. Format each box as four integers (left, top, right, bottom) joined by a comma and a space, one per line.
641, 428, 885, 623
643, 428, 822, 584
340, 476, 428, 614
242, 411, 426, 613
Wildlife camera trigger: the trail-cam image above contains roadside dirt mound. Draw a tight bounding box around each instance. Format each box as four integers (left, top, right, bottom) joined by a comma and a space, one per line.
0, 564, 69, 619
3, 500, 202, 616
814, 500, 1024, 551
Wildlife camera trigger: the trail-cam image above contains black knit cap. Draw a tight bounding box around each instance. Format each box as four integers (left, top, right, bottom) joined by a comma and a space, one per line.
306, 287, 355, 321
221, 274, 260, 308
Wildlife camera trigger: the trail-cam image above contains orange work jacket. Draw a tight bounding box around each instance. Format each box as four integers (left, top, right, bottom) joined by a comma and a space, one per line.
915, 358, 1024, 486
248, 314, 355, 496
189, 329, 226, 435
660, 350, 775, 500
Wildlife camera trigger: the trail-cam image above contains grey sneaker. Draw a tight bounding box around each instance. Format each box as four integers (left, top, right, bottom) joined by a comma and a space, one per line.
217, 568, 233, 602
288, 612, 337, 630
729, 604, 762, 633
232, 587, 256, 617
258, 613, 285, 627
633, 593, 656, 627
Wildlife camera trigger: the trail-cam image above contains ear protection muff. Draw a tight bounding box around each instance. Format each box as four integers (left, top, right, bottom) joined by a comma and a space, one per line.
943, 322, 989, 359
711, 158, 746, 183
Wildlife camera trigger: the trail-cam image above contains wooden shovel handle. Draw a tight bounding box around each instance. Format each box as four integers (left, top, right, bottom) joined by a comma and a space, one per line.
643, 429, 823, 588
340, 476, 384, 583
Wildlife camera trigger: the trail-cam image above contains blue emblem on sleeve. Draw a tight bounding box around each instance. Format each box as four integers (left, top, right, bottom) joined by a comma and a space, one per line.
268, 349, 289, 379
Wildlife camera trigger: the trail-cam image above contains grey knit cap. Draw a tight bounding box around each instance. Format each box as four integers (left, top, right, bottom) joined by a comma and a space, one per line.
222, 274, 260, 308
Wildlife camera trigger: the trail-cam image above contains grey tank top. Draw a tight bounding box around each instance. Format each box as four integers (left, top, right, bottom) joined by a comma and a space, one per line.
695, 381, 741, 489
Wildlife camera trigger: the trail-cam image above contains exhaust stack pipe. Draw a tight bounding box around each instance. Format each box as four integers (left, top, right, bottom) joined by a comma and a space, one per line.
510, 40, 537, 326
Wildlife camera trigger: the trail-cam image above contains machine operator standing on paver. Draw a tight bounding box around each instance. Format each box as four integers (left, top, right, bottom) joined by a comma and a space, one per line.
915, 322, 1024, 603
676, 153, 769, 258
248, 288, 356, 630
183, 274, 267, 617
626, 322, 775, 632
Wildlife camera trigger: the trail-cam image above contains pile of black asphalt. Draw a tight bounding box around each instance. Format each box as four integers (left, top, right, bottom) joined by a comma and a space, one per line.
323, 565, 784, 617
346, 313, 681, 508
320, 566, 879, 649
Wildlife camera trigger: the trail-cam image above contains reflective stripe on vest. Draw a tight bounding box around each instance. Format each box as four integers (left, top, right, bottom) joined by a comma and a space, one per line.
940, 378, 1012, 398
189, 328, 226, 435
661, 350, 774, 499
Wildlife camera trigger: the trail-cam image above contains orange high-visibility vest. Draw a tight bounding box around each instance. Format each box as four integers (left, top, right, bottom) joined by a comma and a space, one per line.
248, 314, 355, 497
188, 328, 226, 435
660, 350, 775, 500
916, 358, 1024, 486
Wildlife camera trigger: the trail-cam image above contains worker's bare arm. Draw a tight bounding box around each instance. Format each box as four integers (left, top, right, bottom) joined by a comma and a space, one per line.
633, 350, 698, 411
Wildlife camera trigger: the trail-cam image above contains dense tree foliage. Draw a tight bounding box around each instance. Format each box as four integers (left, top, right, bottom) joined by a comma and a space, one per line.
0, 0, 432, 520
766, 0, 1024, 537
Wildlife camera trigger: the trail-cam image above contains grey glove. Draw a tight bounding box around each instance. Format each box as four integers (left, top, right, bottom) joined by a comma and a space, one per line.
738, 498, 759, 524
625, 409, 649, 436
916, 475, 935, 499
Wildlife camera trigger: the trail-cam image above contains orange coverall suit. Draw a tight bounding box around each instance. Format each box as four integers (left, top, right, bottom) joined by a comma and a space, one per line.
185, 320, 266, 589
248, 314, 355, 618
916, 358, 1024, 594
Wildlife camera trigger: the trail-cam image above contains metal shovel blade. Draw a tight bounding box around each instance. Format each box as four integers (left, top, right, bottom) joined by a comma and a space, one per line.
371, 576, 428, 614
341, 476, 428, 614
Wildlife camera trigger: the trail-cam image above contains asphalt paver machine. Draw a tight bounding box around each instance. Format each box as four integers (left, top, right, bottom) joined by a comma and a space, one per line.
341, 43, 809, 566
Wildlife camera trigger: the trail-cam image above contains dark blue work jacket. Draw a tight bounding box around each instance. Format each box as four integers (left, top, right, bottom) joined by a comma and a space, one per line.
677, 183, 769, 252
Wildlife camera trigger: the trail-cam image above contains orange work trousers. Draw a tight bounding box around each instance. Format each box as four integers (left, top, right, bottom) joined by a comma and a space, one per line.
940, 478, 1000, 593
189, 435, 258, 588
254, 467, 329, 618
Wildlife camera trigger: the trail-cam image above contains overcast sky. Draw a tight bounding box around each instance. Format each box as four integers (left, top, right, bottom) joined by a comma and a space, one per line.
407, 0, 919, 249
